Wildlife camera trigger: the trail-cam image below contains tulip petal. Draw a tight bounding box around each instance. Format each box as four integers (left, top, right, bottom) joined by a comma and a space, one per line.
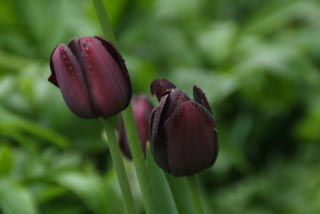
96, 36, 132, 100
132, 96, 153, 152
150, 94, 171, 172
165, 101, 217, 176
68, 38, 85, 68
48, 73, 58, 87
151, 79, 176, 101
165, 89, 190, 119
193, 85, 212, 114
118, 117, 132, 159
50, 44, 95, 118
150, 90, 190, 173
94, 36, 132, 90
118, 95, 153, 159
79, 37, 131, 117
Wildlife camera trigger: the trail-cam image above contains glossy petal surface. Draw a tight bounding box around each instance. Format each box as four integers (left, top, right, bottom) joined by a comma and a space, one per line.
151, 79, 176, 101
79, 37, 131, 117
165, 101, 217, 176
119, 95, 153, 159
49, 36, 132, 118
118, 118, 132, 159
193, 85, 212, 114
96, 37, 131, 90
165, 89, 190, 119
150, 94, 171, 172
132, 96, 153, 150
50, 44, 94, 118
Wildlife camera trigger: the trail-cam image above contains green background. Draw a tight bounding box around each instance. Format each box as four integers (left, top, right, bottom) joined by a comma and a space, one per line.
1, 0, 320, 213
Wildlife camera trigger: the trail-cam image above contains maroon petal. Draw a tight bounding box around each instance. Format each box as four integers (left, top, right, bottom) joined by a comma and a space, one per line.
151, 79, 176, 101
79, 37, 131, 117
96, 36, 132, 102
118, 117, 132, 159
118, 95, 153, 159
150, 90, 190, 173
165, 89, 190, 119
50, 44, 95, 118
193, 85, 212, 114
132, 95, 154, 152
165, 101, 217, 176
68, 38, 86, 69
150, 94, 171, 172
48, 73, 58, 87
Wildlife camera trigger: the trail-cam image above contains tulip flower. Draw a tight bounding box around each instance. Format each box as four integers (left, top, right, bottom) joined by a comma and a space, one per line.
150, 78, 176, 100
49, 36, 131, 118
150, 79, 218, 176
118, 95, 154, 159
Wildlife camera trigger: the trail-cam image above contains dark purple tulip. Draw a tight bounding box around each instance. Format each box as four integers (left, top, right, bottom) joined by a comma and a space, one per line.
118, 95, 154, 159
49, 36, 131, 118
151, 79, 176, 101
150, 79, 218, 176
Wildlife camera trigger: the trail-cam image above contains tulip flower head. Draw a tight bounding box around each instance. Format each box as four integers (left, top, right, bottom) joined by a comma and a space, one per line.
118, 95, 154, 159
150, 79, 218, 176
49, 36, 131, 118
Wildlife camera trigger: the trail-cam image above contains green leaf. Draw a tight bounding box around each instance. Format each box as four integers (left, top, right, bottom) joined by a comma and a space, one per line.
0, 107, 69, 148
0, 179, 37, 214
0, 146, 13, 176
53, 172, 122, 214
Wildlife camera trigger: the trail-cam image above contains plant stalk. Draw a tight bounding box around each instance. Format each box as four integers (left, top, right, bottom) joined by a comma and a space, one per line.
102, 118, 136, 214
91, 0, 117, 43
122, 108, 156, 214
187, 175, 204, 213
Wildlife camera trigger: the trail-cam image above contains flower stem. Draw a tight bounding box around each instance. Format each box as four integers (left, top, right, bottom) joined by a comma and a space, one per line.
122, 108, 156, 214
146, 146, 177, 214
187, 175, 204, 214
91, 1, 156, 212
102, 117, 136, 214
91, 0, 117, 43
165, 174, 195, 213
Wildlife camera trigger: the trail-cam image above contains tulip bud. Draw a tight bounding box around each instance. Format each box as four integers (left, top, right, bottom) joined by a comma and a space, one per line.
49, 36, 131, 118
150, 79, 218, 176
118, 95, 154, 159
151, 79, 176, 101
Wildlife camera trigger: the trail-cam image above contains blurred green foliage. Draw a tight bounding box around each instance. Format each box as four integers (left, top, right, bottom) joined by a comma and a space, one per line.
1, 0, 320, 213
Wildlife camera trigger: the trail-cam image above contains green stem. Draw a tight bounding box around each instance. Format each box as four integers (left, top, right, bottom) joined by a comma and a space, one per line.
187, 176, 204, 214
165, 174, 195, 214
146, 146, 177, 214
102, 117, 136, 214
91, 0, 117, 43
92, 2, 156, 212
122, 108, 156, 214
